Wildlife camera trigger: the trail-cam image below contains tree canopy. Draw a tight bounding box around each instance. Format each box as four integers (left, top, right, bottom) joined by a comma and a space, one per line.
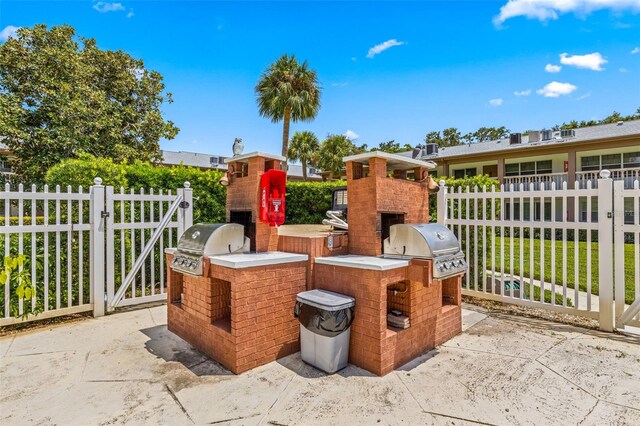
255, 54, 321, 161
316, 134, 363, 177
424, 127, 463, 147
288, 130, 319, 181
371, 140, 414, 153
0, 24, 178, 183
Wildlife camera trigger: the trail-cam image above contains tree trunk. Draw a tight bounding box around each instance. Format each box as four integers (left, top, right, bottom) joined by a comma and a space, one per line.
302, 158, 307, 181
281, 107, 291, 169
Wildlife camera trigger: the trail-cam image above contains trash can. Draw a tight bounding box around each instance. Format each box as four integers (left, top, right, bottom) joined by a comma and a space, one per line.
294, 289, 355, 373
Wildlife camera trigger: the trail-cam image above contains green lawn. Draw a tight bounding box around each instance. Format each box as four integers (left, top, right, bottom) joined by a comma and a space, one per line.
464, 235, 637, 305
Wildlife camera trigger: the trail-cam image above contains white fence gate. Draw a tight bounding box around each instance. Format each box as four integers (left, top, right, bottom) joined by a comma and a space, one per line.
438, 170, 639, 332
0, 179, 192, 326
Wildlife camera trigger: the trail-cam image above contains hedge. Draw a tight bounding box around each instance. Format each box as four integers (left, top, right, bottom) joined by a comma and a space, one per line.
45, 155, 227, 223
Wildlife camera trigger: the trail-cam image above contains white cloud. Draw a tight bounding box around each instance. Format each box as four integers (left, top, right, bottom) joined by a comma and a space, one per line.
331, 82, 348, 87
344, 130, 359, 140
514, 89, 532, 96
489, 98, 504, 106
632, 47, 640, 54
560, 52, 607, 71
366, 39, 405, 59
493, 0, 640, 27
536, 81, 578, 98
545, 63, 562, 73
93, 2, 126, 13
127, 10, 134, 18
0, 25, 20, 42
619, 67, 628, 73
577, 93, 591, 100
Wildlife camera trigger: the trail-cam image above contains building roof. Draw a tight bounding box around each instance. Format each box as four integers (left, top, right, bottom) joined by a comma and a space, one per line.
344, 150, 437, 170
160, 149, 321, 180
413, 120, 640, 161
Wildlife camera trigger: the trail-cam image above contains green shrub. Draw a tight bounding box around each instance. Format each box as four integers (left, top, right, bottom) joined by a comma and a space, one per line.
46, 155, 227, 223
285, 180, 346, 224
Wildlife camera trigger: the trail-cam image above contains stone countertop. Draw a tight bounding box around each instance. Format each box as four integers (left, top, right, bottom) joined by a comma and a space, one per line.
314, 255, 409, 271
165, 248, 176, 254
208, 251, 308, 269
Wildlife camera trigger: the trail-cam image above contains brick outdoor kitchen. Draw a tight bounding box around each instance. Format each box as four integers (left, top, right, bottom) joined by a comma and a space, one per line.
165, 151, 464, 376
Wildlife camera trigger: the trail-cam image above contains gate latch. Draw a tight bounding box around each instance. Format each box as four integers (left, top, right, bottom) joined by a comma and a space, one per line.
607, 212, 612, 219
101, 211, 110, 219
179, 201, 190, 209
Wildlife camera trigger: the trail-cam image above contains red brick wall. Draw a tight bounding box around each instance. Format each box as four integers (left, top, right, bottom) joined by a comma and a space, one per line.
167, 253, 307, 374
226, 156, 282, 252
278, 234, 349, 288
313, 259, 462, 376
346, 158, 430, 256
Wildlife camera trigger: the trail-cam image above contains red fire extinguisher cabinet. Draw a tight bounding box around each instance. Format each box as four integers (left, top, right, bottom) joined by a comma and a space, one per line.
260, 169, 286, 226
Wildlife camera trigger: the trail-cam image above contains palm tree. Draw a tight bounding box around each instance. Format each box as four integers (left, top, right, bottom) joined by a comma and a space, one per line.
255, 54, 321, 162
317, 134, 361, 179
288, 131, 319, 181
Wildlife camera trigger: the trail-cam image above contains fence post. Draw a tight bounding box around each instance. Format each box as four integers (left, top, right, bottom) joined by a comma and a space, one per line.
437, 180, 448, 225
183, 181, 193, 230
105, 186, 115, 312
90, 178, 105, 317
612, 179, 626, 329
597, 170, 614, 331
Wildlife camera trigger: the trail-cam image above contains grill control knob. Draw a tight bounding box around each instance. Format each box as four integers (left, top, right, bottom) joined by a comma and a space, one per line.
189, 262, 197, 270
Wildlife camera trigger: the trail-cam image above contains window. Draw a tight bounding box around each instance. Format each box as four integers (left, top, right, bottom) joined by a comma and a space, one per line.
453, 168, 476, 179
601, 154, 621, 169
536, 160, 552, 174
581, 156, 600, 171
505, 163, 520, 176
623, 152, 640, 168
520, 162, 536, 176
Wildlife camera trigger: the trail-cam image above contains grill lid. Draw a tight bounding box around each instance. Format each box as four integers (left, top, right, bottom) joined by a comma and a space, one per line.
384, 223, 460, 258
177, 223, 247, 256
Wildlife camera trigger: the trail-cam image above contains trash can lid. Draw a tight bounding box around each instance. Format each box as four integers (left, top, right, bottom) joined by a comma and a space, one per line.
296, 289, 355, 311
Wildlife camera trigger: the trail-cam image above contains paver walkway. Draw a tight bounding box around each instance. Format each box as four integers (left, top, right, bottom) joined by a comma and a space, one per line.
1, 304, 638, 425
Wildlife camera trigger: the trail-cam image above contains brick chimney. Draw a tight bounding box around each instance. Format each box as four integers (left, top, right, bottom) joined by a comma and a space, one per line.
344, 152, 433, 256
225, 152, 285, 252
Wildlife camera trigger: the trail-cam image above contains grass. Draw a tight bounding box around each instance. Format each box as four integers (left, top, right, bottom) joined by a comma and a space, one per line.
463, 234, 637, 305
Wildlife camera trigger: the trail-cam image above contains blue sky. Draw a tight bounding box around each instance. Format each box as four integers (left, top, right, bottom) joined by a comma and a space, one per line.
1, 1, 639, 157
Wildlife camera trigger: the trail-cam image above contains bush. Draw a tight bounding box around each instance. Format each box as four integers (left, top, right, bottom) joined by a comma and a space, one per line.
285, 180, 346, 224
46, 155, 227, 223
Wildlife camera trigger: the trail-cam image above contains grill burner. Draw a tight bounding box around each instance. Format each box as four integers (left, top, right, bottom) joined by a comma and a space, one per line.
383, 223, 467, 279
170, 223, 250, 275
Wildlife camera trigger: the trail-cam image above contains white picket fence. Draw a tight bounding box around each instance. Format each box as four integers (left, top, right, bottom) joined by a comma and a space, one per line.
438, 170, 640, 331
0, 179, 192, 326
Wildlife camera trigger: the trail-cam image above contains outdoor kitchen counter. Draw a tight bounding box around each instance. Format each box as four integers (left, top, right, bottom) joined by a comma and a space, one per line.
314, 254, 409, 271
208, 251, 308, 268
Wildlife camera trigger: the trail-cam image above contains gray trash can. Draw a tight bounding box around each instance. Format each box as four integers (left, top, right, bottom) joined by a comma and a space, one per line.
294, 289, 355, 373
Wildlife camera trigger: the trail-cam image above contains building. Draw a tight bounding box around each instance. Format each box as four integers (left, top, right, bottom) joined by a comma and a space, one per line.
408, 120, 640, 223
160, 149, 322, 181
415, 120, 640, 191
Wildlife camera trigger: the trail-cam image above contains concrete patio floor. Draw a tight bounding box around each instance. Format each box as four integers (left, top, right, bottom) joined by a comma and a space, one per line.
1, 305, 639, 426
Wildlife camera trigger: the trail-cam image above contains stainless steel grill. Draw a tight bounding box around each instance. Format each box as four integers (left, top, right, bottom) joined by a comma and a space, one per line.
382, 223, 467, 279
170, 223, 250, 275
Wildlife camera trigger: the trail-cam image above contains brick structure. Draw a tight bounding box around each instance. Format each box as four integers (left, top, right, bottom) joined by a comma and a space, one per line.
166, 253, 307, 374
225, 152, 284, 252
278, 234, 349, 289
314, 258, 462, 376
344, 152, 431, 256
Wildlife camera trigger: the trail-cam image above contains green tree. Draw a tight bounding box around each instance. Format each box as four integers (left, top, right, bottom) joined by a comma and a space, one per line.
317, 134, 362, 178
425, 128, 463, 147
424, 131, 443, 146
462, 126, 510, 144
0, 24, 178, 183
288, 131, 319, 181
255, 54, 321, 162
442, 127, 462, 147
374, 140, 413, 153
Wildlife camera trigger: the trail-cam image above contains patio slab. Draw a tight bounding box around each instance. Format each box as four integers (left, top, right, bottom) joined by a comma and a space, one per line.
1, 303, 639, 425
